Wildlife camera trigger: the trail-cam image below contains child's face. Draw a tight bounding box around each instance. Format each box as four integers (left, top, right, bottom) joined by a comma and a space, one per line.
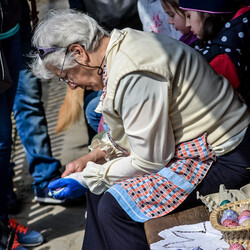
161, 2, 190, 34
184, 10, 203, 39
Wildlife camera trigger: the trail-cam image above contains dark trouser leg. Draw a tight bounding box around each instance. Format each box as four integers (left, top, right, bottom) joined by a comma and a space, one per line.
82, 192, 149, 250
177, 125, 250, 211
0, 31, 21, 224
82, 192, 108, 250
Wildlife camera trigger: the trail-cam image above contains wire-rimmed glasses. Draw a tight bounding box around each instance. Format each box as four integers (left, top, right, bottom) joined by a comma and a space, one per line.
58, 46, 70, 83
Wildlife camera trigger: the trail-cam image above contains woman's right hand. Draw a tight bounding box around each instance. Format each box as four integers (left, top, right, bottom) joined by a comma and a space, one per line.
62, 156, 89, 177
61, 147, 107, 177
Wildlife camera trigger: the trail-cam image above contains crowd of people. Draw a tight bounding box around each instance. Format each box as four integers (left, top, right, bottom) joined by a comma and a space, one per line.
0, 0, 249, 249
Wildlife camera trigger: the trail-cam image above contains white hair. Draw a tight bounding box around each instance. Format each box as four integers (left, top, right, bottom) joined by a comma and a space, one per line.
31, 9, 109, 80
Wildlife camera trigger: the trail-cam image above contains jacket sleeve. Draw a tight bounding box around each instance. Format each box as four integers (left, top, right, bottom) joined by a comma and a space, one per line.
82, 72, 175, 194
210, 54, 241, 90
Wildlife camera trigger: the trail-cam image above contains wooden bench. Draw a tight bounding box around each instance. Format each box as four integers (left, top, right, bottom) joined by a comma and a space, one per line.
144, 205, 210, 245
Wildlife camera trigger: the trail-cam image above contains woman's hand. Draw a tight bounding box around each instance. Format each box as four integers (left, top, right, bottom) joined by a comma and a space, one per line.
48, 173, 88, 200
62, 157, 88, 177
61, 148, 107, 177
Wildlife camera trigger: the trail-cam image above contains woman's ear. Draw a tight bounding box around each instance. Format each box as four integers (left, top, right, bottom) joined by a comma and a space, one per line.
69, 44, 89, 62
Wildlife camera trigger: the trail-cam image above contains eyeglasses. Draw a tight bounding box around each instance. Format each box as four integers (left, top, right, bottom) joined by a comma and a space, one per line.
36, 45, 74, 83
37, 46, 60, 59
36, 45, 69, 83
58, 43, 85, 83
58, 46, 70, 83
38, 43, 104, 83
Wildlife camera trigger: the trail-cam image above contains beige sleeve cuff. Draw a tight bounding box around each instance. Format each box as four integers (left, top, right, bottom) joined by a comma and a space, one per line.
82, 158, 124, 195
88, 133, 128, 161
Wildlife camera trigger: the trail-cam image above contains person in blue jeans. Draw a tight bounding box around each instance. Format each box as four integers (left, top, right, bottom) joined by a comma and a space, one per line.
0, 0, 44, 248
11, 0, 63, 204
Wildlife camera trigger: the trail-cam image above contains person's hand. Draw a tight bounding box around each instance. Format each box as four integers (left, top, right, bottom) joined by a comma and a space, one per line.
62, 157, 88, 178
48, 173, 88, 200
62, 148, 107, 177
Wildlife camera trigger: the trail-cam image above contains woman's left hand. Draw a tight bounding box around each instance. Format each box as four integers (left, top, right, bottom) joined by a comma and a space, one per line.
48, 173, 88, 200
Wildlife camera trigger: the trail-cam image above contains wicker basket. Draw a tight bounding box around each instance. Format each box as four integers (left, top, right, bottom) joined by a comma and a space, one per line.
210, 199, 250, 245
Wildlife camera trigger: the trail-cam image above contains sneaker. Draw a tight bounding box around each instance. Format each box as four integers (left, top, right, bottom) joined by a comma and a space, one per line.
12, 234, 27, 250
8, 218, 43, 247
34, 185, 65, 204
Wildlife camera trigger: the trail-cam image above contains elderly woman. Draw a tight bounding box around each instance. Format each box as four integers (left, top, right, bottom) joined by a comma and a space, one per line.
32, 9, 250, 250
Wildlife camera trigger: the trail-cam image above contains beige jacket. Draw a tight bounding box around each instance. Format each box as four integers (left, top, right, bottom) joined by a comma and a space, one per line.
83, 28, 250, 194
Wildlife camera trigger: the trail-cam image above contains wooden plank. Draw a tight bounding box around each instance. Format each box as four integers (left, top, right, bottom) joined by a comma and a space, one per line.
144, 205, 210, 245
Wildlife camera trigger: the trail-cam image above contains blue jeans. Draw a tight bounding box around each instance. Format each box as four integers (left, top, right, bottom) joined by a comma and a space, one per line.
84, 90, 102, 133
11, 0, 61, 192
0, 31, 21, 224
13, 70, 61, 190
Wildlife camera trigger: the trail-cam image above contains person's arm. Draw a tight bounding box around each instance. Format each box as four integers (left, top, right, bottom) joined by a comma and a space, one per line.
82, 72, 176, 194
210, 54, 241, 90
48, 147, 107, 200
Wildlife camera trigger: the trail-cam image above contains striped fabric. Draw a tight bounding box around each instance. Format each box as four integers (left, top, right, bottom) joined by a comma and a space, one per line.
107, 133, 216, 222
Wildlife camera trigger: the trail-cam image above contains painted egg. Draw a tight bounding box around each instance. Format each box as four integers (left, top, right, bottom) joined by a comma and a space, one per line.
220, 199, 231, 206
241, 218, 250, 226
239, 215, 250, 225
238, 205, 250, 214
222, 209, 238, 218
222, 218, 239, 227
238, 210, 250, 220
221, 215, 239, 224
221, 209, 239, 224
229, 243, 245, 250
